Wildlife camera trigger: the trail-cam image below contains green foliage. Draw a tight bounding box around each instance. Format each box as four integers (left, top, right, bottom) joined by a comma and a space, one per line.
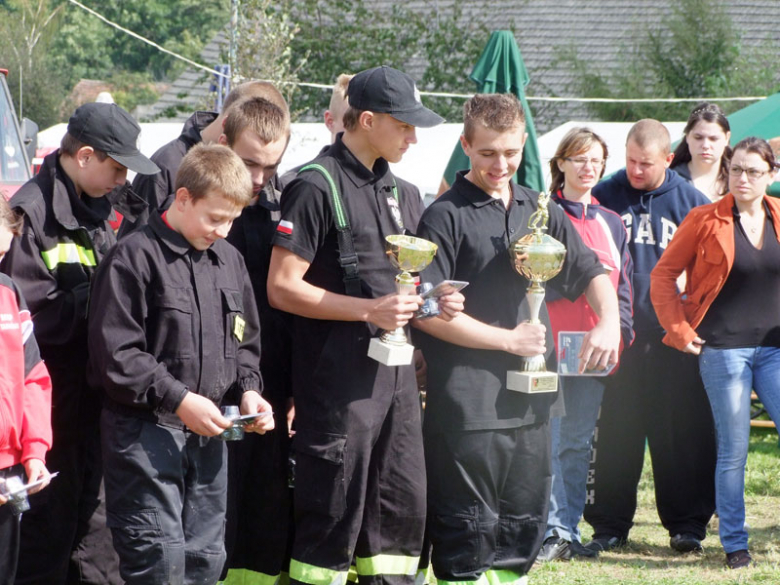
248, 0, 493, 122
51, 0, 229, 81
559, 0, 779, 121
419, 1, 494, 122
0, 0, 68, 127
234, 0, 304, 113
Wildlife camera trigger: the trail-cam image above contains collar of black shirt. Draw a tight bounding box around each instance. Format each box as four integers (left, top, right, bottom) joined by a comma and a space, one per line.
330, 134, 393, 190
148, 212, 225, 262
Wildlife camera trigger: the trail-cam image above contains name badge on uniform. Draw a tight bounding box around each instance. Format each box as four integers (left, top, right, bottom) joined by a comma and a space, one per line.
233, 315, 246, 342
387, 196, 405, 231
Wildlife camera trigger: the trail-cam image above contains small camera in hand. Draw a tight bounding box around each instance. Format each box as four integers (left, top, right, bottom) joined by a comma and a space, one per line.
218, 405, 245, 441
0, 475, 31, 516
415, 282, 441, 320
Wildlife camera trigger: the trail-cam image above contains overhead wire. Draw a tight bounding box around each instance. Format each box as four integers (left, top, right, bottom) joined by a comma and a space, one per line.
63, 0, 767, 105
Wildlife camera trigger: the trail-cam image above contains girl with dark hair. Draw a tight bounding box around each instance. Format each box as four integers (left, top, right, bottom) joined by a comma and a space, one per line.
670, 102, 731, 201
652, 137, 780, 569
538, 128, 634, 561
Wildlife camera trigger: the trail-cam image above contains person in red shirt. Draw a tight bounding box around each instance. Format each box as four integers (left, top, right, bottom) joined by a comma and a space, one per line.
0, 198, 53, 585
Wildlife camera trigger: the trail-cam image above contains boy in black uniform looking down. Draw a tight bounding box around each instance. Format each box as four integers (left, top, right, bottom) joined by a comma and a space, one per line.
413, 94, 620, 585
268, 65, 464, 585
87, 144, 274, 584
2, 102, 159, 584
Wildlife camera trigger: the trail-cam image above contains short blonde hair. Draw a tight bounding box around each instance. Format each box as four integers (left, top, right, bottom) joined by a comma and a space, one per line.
175, 144, 253, 207
463, 94, 525, 142
223, 80, 290, 121
0, 197, 22, 236
328, 74, 353, 115
223, 96, 289, 147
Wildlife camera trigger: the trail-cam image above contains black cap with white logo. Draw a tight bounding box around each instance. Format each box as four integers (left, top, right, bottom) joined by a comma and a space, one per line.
347, 66, 444, 128
67, 103, 160, 175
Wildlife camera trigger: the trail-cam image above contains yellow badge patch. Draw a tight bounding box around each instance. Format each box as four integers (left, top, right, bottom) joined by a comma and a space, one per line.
233, 315, 246, 342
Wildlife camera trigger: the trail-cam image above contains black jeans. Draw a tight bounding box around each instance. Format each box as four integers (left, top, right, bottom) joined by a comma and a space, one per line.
425, 422, 552, 581
584, 334, 716, 540
0, 464, 24, 585
101, 410, 228, 585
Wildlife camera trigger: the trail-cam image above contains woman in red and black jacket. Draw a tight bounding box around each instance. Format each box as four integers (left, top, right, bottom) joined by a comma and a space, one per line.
538, 127, 634, 561
0, 198, 52, 585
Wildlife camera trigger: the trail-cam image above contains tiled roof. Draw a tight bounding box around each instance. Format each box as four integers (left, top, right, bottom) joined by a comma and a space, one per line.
137, 31, 227, 122
142, 1, 778, 129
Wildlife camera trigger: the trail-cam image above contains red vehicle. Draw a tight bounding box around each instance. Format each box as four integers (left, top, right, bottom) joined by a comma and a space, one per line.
0, 68, 34, 200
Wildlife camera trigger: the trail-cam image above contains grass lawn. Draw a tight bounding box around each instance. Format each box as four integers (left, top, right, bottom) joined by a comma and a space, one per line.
530, 427, 780, 584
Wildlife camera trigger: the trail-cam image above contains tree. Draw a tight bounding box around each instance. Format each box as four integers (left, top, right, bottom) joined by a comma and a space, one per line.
241, 0, 492, 123
0, 0, 68, 127
558, 0, 778, 121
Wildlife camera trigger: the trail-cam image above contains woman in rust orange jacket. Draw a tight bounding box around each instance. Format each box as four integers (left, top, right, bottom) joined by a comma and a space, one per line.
650, 137, 780, 570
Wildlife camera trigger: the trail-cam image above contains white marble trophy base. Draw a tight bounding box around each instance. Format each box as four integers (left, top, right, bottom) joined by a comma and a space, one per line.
368, 337, 415, 366
506, 370, 558, 393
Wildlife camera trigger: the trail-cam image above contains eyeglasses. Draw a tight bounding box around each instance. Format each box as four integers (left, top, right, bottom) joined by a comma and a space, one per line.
729, 166, 771, 181
565, 157, 605, 168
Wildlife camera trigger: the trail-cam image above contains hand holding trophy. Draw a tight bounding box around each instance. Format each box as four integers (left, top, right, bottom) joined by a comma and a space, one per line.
507, 192, 566, 393
368, 234, 438, 366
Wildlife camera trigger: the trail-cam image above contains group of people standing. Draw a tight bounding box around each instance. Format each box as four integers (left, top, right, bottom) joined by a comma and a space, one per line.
0, 59, 777, 585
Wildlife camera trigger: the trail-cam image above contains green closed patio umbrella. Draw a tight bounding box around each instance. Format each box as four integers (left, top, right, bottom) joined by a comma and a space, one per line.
726, 92, 780, 196
441, 30, 545, 193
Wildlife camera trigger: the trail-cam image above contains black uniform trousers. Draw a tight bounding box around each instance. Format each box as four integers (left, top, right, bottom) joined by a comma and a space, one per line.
289, 366, 425, 585
584, 332, 716, 540
223, 399, 293, 582
425, 422, 551, 583
0, 464, 24, 585
16, 365, 119, 585
101, 409, 228, 585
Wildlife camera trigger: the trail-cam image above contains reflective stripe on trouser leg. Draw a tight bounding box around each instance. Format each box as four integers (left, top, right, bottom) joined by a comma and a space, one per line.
220, 568, 285, 585
289, 560, 349, 585
436, 571, 527, 585
355, 554, 420, 577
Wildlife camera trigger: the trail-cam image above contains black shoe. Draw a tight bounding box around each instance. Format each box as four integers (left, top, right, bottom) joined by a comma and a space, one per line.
584, 535, 627, 553
569, 540, 599, 559
537, 536, 572, 562
726, 549, 752, 569
670, 533, 703, 553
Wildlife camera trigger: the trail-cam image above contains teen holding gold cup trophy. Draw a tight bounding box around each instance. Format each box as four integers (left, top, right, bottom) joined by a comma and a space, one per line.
414, 93, 620, 585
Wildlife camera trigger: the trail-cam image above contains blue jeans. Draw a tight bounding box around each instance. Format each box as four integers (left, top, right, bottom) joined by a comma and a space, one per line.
546, 376, 605, 542
698, 346, 780, 553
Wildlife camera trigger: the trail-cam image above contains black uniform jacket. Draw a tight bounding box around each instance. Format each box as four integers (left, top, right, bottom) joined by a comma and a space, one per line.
227, 180, 292, 407
3, 151, 118, 360
416, 172, 604, 433
87, 213, 263, 429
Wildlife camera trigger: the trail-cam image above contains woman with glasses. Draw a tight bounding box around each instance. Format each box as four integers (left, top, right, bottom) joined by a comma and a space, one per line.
651, 137, 780, 570
537, 128, 634, 562
670, 102, 732, 201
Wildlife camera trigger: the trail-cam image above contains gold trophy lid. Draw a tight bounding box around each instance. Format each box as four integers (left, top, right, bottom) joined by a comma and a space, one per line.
385, 235, 438, 273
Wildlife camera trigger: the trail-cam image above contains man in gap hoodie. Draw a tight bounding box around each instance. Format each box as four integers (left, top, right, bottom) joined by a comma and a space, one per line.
583, 120, 717, 555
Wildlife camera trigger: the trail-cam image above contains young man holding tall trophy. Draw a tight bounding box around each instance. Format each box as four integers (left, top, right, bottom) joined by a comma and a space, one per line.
413, 93, 620, 585
268, 66, 463, 585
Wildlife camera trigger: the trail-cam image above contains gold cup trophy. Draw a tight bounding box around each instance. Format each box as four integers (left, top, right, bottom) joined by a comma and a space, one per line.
368, 234, 438, 366
507, 192, 567, 393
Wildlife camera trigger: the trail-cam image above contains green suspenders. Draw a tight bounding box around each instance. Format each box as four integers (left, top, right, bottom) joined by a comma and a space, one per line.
298, 163, 398, 298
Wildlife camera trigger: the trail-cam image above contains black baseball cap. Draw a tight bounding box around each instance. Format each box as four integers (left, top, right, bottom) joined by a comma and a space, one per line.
347, 66, 444, 128
67, 103, 160, 175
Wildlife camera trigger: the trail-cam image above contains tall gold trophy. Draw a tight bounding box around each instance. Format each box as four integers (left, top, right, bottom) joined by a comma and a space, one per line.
368, 234, 438, 366
507, 192, 566, 393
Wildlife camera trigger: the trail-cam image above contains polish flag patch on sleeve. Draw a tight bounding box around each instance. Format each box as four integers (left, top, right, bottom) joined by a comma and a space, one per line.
276, 220, 294, 235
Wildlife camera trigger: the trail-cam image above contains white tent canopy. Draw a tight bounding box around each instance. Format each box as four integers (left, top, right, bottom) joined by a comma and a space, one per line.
38, 121, 686, 197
